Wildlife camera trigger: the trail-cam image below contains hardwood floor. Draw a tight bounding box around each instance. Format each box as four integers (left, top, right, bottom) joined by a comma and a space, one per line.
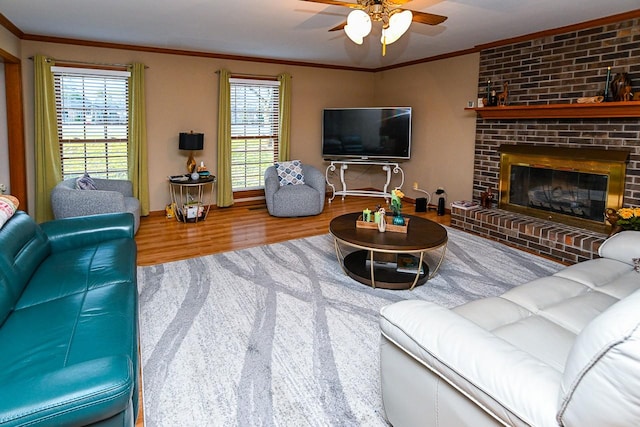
133, 196, 450, 426
135, 197, 451, 266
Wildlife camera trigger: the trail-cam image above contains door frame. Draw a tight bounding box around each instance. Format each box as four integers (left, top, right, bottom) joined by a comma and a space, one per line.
1, 47, 27, 211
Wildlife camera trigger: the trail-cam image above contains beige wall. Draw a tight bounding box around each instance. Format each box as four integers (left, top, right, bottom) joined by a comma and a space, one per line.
374, 54, 480, 206
13, 38, 478, 214
19, 41, 376, 213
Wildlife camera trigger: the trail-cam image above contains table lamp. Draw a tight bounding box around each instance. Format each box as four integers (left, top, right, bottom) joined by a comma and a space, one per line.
179, 131, 204, 173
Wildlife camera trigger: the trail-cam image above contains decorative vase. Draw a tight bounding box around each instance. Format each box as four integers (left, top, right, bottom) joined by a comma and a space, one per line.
378, 214, 386, 232
393, 215, 405, 226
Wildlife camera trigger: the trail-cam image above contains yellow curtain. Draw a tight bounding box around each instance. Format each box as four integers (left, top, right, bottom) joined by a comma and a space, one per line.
128, 63, 150, 216
216, 69, 234, 207
277, 72, 292, 162
34, 55, 61, 223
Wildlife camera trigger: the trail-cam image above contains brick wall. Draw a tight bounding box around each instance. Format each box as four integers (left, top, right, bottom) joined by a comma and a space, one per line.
454, 15, 640, 263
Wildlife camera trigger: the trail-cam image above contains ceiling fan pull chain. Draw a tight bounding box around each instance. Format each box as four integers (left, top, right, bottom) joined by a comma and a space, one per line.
382, 36, 387, 56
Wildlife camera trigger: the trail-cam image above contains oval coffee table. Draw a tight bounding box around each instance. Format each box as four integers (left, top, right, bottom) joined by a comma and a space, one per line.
329, 212, 448, 290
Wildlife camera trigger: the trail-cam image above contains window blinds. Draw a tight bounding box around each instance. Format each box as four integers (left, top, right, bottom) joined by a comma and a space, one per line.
229, 78, 280, 190
53, 66, 130, 179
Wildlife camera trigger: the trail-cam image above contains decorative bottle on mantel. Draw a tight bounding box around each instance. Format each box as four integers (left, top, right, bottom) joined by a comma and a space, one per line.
486, 80, 492, 106
489, 90, 498, 107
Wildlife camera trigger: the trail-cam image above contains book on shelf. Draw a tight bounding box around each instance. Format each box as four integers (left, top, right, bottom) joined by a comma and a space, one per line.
451, 200, 480, 210
396, 254, 424, 274
365, 259, 397, 270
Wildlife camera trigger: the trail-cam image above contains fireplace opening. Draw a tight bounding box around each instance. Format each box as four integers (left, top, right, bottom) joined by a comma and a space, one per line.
509, 165, 608, 222
499, 145, 629, 233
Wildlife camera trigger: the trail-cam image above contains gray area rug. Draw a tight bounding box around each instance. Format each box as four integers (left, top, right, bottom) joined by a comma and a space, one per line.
137, 227, 562, 426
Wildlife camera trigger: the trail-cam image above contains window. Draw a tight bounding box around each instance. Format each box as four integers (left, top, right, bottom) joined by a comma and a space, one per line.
230, 78, 280, 190
53, 66, 130, 180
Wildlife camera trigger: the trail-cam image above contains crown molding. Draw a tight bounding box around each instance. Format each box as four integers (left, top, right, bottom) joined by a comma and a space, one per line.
0, 13, 23, 39
373, 46, 481, 72
20, 33, 374, 73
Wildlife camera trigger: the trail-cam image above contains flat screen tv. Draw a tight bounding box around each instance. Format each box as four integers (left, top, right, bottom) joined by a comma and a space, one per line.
322, 107, 412, 161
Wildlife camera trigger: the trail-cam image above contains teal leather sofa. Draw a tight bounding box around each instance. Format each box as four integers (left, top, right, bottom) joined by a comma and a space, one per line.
0, 211, 139, 426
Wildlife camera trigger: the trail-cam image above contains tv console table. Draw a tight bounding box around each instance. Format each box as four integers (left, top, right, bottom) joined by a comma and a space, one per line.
325, 160, 405, 202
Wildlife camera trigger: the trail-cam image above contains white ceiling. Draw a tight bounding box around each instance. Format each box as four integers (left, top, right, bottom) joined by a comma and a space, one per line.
3, 0, 639, 69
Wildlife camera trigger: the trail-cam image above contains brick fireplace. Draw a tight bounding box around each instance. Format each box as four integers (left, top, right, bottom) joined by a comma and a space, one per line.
451, 14, 640, 264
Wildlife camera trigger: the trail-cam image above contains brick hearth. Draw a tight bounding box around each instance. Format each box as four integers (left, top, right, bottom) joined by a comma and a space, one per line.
451, 207, 607, 264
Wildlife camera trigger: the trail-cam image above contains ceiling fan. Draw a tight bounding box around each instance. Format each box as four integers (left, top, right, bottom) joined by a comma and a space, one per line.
300, 0, 448, 55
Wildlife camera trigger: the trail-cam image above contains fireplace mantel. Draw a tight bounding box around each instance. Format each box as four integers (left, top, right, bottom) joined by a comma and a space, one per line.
465, 101, 640, 119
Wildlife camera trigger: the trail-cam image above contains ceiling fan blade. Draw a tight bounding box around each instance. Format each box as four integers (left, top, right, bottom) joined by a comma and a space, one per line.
411, 11, 448, 26
299, 0, 363, 9
388, 0, 413, 5
329, 22, 347, 31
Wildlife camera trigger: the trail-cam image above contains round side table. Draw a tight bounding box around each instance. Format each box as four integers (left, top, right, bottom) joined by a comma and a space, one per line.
168, 176, 216, 223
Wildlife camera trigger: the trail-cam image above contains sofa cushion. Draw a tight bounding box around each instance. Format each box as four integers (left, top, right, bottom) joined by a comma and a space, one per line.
15, 237, 136, 309
558, 288, 640, 426
454, 278, 583, 371
502, 276, 621, 333
275, 160, 305, 186
271, 183, 321, 216
553, 257, 634, 297
1, 283, 136, 380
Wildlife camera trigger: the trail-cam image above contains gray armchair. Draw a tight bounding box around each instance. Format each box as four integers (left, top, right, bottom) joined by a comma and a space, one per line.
264, 164, 326, 217
51, 177, 141, 233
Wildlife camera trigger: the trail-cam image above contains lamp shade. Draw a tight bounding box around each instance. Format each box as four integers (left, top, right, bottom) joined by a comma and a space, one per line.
381, 10, 413, 45
345, 9, 372, 45
179, 132, 204, 151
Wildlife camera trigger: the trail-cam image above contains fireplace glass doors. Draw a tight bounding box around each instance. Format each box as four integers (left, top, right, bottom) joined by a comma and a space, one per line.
509, 166, 608, 222
498, 145, 629, 232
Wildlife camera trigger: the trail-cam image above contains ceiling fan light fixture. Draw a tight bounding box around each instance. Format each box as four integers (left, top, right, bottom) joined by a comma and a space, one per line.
306, 0, 447, 55
344, 24, 364, 44
345, 9, 372, 44
381, 9, 413, 45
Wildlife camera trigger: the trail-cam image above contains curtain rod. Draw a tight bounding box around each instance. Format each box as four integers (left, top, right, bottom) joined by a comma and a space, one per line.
28, 56, 149, 69
216, 70, 288, 80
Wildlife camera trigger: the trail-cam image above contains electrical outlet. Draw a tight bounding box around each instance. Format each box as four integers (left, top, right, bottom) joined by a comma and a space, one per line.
413, 181, 418, 190
0, 184, 6, 194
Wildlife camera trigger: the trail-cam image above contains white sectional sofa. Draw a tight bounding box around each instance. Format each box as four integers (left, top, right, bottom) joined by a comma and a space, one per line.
379, 230, 640, 427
